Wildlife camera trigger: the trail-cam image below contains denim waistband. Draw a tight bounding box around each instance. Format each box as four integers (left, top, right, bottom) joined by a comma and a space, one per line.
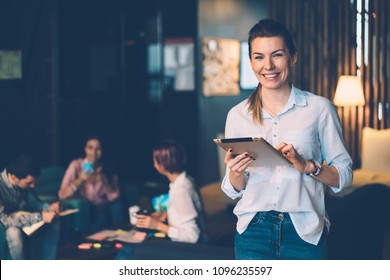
255, 211, 292, 223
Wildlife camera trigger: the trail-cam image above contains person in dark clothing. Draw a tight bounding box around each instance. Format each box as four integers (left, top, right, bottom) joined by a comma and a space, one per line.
0, 154, 60, 259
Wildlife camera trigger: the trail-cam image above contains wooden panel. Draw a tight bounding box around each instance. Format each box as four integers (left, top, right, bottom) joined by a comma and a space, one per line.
265, 0, 389, 168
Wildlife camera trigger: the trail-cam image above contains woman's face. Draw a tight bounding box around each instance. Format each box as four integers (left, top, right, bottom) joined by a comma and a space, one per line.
84, 139, 102, 164
250, 36, 297, 91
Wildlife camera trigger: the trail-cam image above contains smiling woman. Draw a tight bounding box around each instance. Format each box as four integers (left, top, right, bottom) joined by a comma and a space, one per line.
220, 18, 353, 260
58, 135, 123, 233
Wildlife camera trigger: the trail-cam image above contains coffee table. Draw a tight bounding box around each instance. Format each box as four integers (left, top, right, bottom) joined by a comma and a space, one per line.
58, 223, 134, 260
58, 242, 121, 260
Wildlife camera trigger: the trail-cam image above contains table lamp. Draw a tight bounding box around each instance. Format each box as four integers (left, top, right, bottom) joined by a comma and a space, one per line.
333, 75, 365, 106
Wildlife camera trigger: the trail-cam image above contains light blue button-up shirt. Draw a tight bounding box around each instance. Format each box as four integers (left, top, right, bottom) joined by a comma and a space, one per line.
221, 85, 353, 245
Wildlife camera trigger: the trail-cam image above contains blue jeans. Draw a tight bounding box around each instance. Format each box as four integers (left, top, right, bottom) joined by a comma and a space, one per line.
235, 211, 327, 260
6, 219, 60, 260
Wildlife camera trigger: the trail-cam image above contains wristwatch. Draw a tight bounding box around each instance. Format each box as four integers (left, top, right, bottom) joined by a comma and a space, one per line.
306, 159, 322, 176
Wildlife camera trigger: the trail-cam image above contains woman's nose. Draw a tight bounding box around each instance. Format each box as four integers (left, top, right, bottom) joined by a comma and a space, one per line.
264, 57, 274, 70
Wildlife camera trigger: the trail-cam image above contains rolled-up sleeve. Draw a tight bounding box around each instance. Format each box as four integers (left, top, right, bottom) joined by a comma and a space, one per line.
319, 101, 353, 192
221, 169, 246, 199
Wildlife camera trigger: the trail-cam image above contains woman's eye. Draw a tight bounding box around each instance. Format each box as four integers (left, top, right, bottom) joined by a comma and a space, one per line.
254, 55, 263, 60
273, 53, 283, 57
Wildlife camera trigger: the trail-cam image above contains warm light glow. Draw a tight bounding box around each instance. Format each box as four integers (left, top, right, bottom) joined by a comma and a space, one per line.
333, 75, 366, 106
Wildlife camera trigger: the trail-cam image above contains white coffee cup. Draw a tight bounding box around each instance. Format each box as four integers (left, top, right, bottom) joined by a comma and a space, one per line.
129, 205, 140, 225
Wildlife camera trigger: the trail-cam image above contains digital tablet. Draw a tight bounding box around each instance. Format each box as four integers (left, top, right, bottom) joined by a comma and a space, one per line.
213, 137, 292, 167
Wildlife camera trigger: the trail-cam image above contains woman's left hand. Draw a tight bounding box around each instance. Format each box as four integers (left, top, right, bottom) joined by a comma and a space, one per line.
276, 142, 311, 174
136, 215, 159, 230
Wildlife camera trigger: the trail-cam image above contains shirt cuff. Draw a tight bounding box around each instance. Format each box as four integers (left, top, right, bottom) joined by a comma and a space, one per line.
167, 226, 179, 240
328, 164, 353, 193
221, 175, 245, 199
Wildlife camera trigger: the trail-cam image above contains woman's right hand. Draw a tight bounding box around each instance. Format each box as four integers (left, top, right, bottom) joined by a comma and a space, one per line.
78, 171, 91, 182
224, 149, 254, 191
224, 148, 254, 176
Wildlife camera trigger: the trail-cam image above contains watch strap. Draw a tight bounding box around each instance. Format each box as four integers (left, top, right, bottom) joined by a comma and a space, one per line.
306, 160, 321, 176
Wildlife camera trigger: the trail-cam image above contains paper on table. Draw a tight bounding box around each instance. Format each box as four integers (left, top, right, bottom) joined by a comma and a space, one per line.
112, 230, 147, 243
86, 229, 147, 243
86, 230, 118, 241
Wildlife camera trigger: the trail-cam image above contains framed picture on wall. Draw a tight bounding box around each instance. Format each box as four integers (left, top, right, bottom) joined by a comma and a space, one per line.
164, 38, 195, 91
240, 41, 258, 90
201, 37, 240, 96
0, 50, 22, 79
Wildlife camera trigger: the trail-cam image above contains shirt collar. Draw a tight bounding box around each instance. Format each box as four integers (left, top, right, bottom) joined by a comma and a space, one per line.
262, 85, 307, 119
169, 171, 186, 190
1, 169, 14, 189
285, 85, 307, 109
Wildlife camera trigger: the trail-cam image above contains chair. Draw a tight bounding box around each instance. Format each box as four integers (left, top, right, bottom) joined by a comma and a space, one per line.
34, 166, 91, 237
34, 166, 67, 202
351, 127, 390, 188
326, 127, 390, 259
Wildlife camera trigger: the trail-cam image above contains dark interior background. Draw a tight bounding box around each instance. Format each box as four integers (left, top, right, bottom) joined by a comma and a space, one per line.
1, 0, 388, 188
0, 0, 266, 187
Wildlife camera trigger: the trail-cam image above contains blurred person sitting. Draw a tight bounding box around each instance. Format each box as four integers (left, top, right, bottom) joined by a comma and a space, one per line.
58, 135, 122, 232
115, 140, 206, 259
0, 154, 60, 259
136, 140, 206, 243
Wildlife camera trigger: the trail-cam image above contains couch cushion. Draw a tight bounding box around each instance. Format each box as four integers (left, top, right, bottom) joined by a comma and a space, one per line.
361, 127, 390, 172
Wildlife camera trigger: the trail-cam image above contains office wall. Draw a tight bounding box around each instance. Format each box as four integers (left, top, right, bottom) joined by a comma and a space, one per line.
0, 1, 56, 168
57, 0, 198, 184
1, 0, 265, 187
197, 0, 267, 185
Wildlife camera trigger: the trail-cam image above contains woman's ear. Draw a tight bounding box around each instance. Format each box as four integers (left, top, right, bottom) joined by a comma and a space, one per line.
291, 52, 298, 66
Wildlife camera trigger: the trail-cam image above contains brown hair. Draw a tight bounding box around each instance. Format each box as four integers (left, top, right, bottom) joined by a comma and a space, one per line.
246, 19, 296, 125
153, 140, 186, 174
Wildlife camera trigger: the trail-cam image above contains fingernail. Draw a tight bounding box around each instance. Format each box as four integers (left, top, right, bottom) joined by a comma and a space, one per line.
244, 153, 249, 157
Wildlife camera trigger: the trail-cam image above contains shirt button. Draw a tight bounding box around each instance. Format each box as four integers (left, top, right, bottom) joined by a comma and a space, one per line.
278, 213, 284, 220
276, 187, 280, 190
273, 134, 277, 137
273, 203, 277, 206
274, 121, 278, 125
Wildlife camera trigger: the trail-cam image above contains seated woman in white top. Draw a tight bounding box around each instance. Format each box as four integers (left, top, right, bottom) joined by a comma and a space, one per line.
136, 140, 206, 243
